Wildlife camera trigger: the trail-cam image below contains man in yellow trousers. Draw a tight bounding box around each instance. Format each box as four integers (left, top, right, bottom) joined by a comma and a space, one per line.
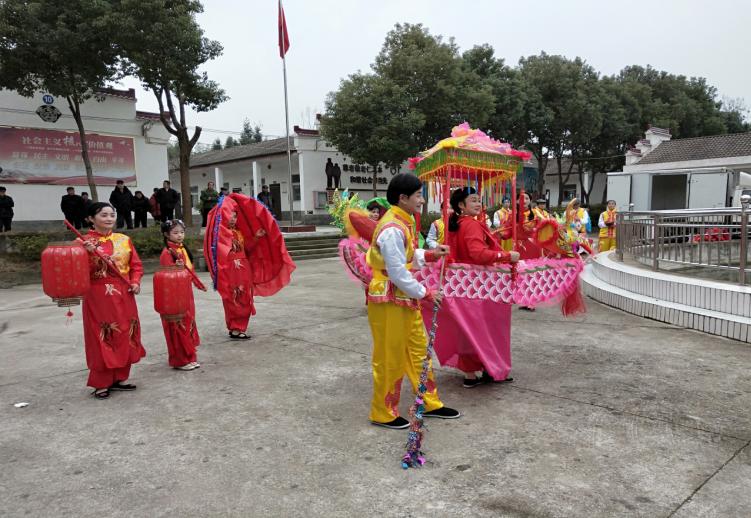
366, 173, 460, 429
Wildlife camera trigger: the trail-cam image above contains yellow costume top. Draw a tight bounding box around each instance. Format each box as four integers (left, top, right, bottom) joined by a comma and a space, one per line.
366, 206, 422, 309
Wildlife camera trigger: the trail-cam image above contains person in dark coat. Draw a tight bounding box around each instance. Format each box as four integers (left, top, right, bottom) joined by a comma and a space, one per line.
257, 185, 272, 210
61, 187, 85, 229
109, 180, 134, 229
132, 190, 150, 228
332, 163, 342, 189
156, 180, 179, 222
200, 181, 219, 227
0, 186, 13, 233
325, 157, 335, 189
81, 192, 94, 215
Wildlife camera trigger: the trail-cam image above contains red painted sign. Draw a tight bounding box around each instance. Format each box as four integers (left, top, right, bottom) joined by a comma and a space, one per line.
0, 127, 136, 185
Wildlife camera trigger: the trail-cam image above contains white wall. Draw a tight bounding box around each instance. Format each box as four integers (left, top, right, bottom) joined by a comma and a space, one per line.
295, 135, 390, 215
0, 89, 170, 222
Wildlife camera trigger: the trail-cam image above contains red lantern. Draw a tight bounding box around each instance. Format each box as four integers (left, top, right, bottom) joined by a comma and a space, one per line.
41, 242, 90, 308
153, 266, 192, 322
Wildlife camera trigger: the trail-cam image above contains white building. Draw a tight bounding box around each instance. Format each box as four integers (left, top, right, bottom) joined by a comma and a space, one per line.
608, 127, 751, 210
0, 88, 170, 228
185, 126, 394, 223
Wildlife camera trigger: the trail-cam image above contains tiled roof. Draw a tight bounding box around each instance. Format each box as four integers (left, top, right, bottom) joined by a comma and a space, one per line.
636, 132, 751, 165
190, 137, 295, 168
96, 87, 136, 100
136, 110, 166, 121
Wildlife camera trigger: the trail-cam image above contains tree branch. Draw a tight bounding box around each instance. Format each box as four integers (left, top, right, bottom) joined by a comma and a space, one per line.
153, 88, 178, 136
164, 88, 181, 130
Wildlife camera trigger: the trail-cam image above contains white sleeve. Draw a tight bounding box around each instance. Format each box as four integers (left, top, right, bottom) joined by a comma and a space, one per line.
493, 211, 501, 228
377, 227, 427, 299
426, 222, 438, 249
598, 212, 606, 228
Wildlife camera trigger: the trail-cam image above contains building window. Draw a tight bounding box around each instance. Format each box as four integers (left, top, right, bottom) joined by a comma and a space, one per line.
562, 185, 577, 202
314, 191, 328, 209
292, 174, 300, 201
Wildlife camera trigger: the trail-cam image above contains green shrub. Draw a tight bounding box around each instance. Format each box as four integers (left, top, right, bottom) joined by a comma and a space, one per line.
9, 234, 50, 261
127, 226, 202, 258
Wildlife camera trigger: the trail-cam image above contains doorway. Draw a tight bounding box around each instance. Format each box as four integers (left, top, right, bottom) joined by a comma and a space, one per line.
651, 175, 687, 210
269, 183, 282, 219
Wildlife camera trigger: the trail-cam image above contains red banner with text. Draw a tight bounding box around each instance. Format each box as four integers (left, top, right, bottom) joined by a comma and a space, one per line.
0, 127, 136, 185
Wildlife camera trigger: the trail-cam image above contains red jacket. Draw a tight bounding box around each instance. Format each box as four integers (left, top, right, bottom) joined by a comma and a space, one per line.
449, 216, 511, 265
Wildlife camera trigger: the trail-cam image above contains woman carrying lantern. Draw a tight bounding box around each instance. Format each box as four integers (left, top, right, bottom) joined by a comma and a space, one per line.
428, 187, 520, 388
204, 192, 296, 340
77, 202, 146, 399
158, 219, 207, 370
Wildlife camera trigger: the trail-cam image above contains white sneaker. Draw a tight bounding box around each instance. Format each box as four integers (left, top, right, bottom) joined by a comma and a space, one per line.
174, 363, 198, 371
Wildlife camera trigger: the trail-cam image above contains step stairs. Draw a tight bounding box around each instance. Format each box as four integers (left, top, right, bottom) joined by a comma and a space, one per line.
582, 251, 751, 343
284, 234, 343, 261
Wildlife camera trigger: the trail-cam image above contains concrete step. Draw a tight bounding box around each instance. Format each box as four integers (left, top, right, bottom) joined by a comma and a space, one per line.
285, 239, 342, 251
289, 247, 339, 257
290, 251, 339, 261
284, 233, 346, 243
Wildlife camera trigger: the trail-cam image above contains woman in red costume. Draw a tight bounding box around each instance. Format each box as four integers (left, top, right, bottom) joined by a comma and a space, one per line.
159, 219, 207, 370
78, 202, 146, 399
427, 187, 520, 388
204, 193, 296, 340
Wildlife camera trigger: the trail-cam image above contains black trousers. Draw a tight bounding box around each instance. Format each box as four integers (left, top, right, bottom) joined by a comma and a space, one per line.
0, 216, 11, 232
133, 210, 148, 228
161, 206, 175, 222
116, 210, 133, 229
326, 173, 341, 189
201, 208, 212, 227
63, 212, 82, 229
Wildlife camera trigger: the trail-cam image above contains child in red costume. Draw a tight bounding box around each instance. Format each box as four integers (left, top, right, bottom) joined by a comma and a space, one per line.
159, 219, 207, 370
78, 202, 146, 399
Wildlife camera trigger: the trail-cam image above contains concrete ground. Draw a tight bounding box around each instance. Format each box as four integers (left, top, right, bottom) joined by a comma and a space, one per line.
1, 259, 750, 518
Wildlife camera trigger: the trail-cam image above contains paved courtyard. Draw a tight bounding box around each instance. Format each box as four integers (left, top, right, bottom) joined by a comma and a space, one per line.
1, 258, 750, 517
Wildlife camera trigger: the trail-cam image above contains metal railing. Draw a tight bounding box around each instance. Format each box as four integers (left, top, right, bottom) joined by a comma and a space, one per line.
616, 198, 751, 285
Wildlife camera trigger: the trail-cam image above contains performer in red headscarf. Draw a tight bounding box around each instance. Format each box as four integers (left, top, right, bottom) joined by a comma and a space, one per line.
204, 193, 296, 339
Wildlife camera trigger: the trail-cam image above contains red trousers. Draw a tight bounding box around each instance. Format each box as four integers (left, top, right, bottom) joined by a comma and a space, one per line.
87, 365, 132, 390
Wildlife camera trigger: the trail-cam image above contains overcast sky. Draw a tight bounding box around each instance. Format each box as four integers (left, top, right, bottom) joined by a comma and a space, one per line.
119, 0, 751, 146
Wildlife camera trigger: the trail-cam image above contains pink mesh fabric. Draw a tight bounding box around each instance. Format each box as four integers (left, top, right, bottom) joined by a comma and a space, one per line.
338, 239, 583, 306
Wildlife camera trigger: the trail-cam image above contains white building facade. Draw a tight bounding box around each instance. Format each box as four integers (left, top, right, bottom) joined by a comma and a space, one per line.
186, 127, 395, 223
0, 88, 170, 227
607, 127, 751, 211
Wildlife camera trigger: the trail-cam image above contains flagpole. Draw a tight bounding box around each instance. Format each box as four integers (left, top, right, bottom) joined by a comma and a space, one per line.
281, 2, 294, 226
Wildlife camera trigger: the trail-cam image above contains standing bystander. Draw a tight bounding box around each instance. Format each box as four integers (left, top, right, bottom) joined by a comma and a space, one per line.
200, 181, 219, 227
60, 187, 85, 229
156, 181, 179, 222
132, 191, 150, 228
0, 186, 13, 232
109, 180, 134, 229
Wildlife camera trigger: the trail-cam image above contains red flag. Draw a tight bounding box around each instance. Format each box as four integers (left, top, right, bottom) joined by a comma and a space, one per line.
278, 0, 290, 58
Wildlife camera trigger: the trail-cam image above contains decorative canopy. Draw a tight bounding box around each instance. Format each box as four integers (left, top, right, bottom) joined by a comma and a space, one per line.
411, 122, 531, 184
410, 123, 532, 207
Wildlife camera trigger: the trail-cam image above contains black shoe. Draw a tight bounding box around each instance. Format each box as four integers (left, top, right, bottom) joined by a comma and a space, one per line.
371, 417, 410, 429
463, 377, 484, 388
109, 381, 137, 391
423, 407, 461, 419
518, 306, 536, 312
480, 371, 514, 384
